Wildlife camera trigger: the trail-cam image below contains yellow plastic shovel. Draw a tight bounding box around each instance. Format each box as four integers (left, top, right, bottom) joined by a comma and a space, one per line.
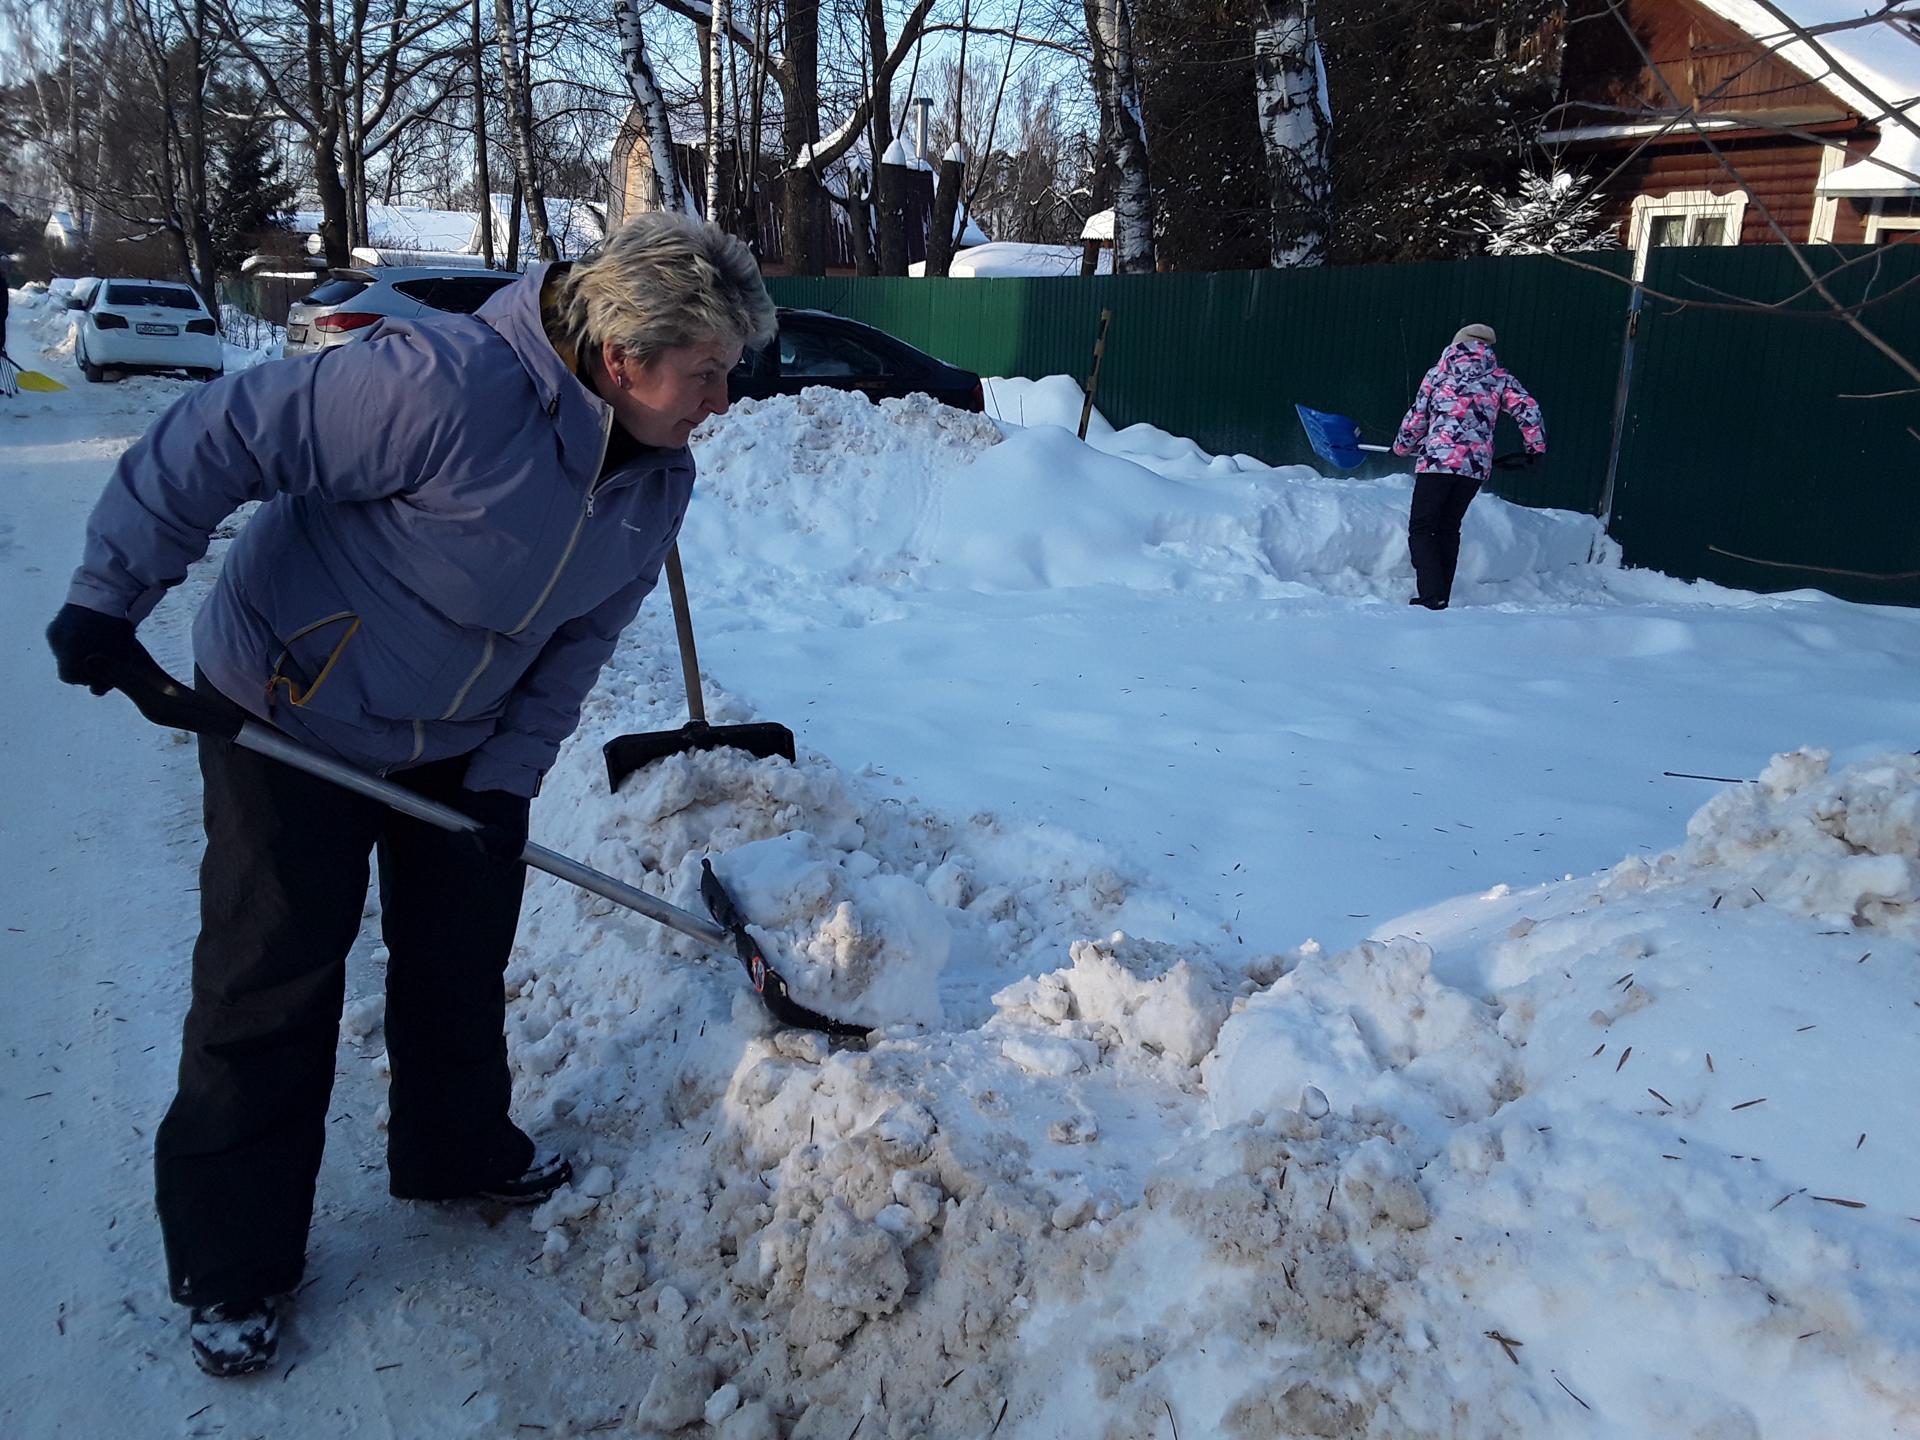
1, 351, 67, 395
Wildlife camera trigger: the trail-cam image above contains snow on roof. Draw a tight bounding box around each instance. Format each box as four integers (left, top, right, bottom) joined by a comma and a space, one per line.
483, 194, 607, 259
1697, 1, 1920, 193
1080, 209, 1115, 243
287, 198, 605, 261
919, 241, 1110, 278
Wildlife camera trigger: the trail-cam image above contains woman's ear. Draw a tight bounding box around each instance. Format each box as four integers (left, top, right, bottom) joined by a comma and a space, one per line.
599, 340, 629, 390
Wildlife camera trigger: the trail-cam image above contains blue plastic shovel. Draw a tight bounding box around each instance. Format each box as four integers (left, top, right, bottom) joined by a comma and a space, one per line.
1295, 404, 1391, 470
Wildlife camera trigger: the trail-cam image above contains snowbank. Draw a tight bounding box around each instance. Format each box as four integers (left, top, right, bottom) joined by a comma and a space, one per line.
501, 728, 1920, 1435
685, 384, 1613, 619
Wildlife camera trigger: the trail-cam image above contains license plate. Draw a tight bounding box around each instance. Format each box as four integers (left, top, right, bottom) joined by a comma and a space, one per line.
287, 324, 308, 343
137, 322, 179, 336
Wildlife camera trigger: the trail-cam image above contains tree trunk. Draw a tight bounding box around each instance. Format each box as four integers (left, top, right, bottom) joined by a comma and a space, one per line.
1084, 0, 1154, 273
848, 166, 876, 275
185, 0, 218, 318
704, 0, 729, 226
1253, 0, 1331, 267
877, 148, 909, 275
506, 170, 522, 269
306, 6, 351, 268
493, 0, 553, 259
781, 0, 825, 273
472, 0, 494, 265
928, 150, 963, 276
614, 0, 687, 214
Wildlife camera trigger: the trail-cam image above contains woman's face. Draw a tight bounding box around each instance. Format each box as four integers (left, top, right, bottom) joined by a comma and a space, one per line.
598, 337, 742, 449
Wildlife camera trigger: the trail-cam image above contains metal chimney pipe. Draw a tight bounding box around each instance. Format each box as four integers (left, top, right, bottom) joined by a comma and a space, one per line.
911, 97, 933, 165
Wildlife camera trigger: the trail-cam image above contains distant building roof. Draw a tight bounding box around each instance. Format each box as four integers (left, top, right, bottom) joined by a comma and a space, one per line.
1697, 0, 1920, 196
1081, 209, 1115, 243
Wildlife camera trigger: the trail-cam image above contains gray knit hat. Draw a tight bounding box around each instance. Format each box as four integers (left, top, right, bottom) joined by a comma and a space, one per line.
1452, 323, 1497, 346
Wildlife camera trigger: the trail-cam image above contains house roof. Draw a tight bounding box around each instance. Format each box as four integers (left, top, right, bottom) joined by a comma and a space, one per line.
1697, 1, 1920, 195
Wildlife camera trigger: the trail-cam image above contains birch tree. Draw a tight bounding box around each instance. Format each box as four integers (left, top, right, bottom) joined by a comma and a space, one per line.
493, 0, 554, 258
614, 0, 688, 214
1083, 0, 1152, 271
704, 0, 728, 224
1253, 0, 1330, 266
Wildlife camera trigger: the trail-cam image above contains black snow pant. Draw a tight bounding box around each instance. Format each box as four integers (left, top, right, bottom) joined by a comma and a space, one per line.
1408, 471, 1482, 607
155, 674, 534, 1309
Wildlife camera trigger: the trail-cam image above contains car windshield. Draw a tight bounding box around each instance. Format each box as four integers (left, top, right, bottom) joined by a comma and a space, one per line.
105, 283, 201, 310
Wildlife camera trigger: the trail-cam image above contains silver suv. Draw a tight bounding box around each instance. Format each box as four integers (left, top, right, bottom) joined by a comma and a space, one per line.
283, 265, 522, 354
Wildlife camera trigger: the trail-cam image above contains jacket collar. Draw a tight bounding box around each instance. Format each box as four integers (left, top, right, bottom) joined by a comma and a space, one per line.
477, 262, 694, 487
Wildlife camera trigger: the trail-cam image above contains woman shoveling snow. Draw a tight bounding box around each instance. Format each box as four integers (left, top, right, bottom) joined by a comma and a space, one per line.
44, 213, 777, 1378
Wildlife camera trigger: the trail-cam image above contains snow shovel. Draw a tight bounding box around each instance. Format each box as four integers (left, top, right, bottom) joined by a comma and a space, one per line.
90, 646, 868, 1041
0, 348, 68, 395
601, 543, 795, 792
1295, 404, 1391, 470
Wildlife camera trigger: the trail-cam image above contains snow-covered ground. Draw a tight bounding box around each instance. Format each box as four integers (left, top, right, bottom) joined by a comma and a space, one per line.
4, 285, 1917, 1437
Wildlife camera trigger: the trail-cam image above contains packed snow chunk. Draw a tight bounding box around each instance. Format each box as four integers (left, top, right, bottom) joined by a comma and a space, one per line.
795, 1198, 910, 1345
1641, 749, 1920, 932
717, 831, 951, 1029
992, 932, 1241, 1068
633, 1353, 716, 1432
1000, 1032, 1098, 1076
342, 994, 385, 1040
1203, 936, 1515, 1147
1337, 1136, 1431, 1231
704, 1382, 742, 1425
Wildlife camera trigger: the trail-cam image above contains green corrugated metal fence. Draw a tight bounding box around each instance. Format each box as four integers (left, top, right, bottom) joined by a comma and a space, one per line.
1610, 246, 1920, 606
766, 246, 1920, 606
767, 254, 1633, 516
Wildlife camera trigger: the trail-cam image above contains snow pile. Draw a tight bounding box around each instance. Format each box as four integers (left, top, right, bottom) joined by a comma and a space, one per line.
490, 743, 1920, 1435
1205, 935, 1517, 1148
1657, 747, 1919, 933
687, 383, 1614, 616
992, 931, 1265, 1073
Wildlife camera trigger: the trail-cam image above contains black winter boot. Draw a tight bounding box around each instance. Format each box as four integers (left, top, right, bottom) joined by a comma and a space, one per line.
476, 1152, 573, 1205
189, 1298, 280, 1377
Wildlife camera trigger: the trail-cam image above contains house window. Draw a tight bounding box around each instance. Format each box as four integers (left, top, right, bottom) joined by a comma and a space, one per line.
1627, 189, 1747, 279
1865, 199, 1920, 246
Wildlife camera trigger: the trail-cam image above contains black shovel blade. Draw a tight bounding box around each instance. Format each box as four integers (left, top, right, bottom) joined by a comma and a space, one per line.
700, 859, 870, 1043
604, 719, 797, 792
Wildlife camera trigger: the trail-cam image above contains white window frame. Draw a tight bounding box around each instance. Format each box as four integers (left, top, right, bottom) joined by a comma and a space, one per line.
1810, 144, 1846, 243
1627, 189, 1748, 279
1864, 201, 1920, 245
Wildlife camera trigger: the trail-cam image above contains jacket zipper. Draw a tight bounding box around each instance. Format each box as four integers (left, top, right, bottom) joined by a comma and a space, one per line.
438, 406, 616, 723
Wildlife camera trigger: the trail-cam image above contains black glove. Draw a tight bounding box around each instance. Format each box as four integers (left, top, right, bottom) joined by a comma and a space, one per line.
48, 603, 140, 695
459, 785, 530, 865
1494, 451, 1543, 472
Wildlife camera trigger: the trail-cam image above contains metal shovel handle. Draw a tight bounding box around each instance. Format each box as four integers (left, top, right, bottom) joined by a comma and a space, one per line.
92, 649, 730, 947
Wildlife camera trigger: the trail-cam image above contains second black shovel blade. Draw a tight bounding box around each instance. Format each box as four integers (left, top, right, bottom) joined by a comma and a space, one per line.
603, 719, 797, 792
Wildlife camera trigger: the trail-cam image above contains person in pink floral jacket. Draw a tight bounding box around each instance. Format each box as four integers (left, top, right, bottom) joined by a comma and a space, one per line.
1392, 323, 1546, 609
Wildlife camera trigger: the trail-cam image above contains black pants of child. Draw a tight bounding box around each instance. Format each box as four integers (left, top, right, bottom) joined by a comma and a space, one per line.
1408, 471, 1482, 608
155, 675, 534, 1308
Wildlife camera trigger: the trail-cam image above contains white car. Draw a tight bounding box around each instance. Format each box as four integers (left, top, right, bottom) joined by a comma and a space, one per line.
74, 279, 224, 383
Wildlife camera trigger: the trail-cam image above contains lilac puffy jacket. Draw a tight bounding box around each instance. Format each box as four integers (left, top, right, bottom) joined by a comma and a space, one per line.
66, 263, 692, 796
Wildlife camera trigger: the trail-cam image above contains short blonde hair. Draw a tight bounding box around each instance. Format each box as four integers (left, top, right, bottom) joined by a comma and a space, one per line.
554, 212, 776, 364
